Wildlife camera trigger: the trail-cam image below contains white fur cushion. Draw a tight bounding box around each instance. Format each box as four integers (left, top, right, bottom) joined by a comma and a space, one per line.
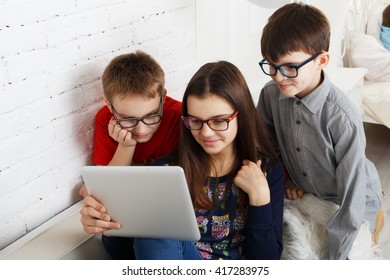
282, 193, 382, 260
349, 32, 390, 82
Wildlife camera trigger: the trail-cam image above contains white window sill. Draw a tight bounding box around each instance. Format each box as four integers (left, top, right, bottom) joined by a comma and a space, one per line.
0, 201, 110, 260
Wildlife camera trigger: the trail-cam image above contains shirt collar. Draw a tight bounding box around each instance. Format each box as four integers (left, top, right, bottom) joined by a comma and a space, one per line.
278, 71, 330, 114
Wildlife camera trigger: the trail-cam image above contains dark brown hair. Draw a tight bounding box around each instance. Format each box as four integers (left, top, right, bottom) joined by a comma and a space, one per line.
102, 50, 165, 103
179, 61, 278, 210
261, 3, 330, 62
383, 4, 390, 27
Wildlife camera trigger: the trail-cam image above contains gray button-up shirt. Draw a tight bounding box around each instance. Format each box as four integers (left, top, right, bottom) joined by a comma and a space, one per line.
257, 72, 382, 259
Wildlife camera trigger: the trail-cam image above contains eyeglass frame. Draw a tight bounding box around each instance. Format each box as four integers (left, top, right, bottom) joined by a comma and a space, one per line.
181, 111, 238, 131
110, 96, 163, 128
258, 51, 323, 78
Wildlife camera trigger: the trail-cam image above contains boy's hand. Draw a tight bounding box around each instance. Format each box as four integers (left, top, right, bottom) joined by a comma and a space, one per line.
108, 117, 137, 146
80, 195, 121, 235
234, 159, 270, 206
284, 179, 304, 200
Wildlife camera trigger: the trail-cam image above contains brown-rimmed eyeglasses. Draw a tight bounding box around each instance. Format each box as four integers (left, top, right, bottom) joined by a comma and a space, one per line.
181, 111, 238, 131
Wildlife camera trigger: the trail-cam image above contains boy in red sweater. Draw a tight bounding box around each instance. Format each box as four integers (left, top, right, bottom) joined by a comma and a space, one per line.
79, 50, 181, 259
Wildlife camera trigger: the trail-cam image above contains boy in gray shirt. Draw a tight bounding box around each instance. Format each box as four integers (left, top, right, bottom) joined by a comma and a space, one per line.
256, 3, 383, 259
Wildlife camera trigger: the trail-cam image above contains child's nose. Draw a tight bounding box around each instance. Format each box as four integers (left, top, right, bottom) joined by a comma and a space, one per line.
132, 121, 149, 133
200, 123, 214, 136
273, 70, 288, 82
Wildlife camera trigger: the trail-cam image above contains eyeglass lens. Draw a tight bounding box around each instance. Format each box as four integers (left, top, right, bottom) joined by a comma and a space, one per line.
264, 64, 297, 78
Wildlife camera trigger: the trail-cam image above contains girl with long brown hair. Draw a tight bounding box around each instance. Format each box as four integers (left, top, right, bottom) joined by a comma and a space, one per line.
134, 61, 284, 260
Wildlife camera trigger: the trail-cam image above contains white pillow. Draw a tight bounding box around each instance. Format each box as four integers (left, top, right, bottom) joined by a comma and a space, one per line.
349, 33, 390, 82
366, 5, 384, 42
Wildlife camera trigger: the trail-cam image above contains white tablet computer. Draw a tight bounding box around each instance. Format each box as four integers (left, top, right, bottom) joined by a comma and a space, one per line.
81, 166, 200, 241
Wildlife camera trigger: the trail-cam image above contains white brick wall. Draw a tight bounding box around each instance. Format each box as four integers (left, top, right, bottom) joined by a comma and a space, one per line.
0, 0, 196, 250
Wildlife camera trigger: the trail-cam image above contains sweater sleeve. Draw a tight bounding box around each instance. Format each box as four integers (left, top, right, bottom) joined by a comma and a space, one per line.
244, 162, 285, 260
92, 106, 118, 166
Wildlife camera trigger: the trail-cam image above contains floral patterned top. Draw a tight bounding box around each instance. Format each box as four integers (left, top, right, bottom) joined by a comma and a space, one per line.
194, 162, 285, 260
195, 176, 245, 260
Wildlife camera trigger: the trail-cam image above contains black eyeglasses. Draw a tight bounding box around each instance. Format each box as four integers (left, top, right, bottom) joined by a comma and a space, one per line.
111, 97, 163, 128
259, 51, 323, 78
181, 112, 238, 131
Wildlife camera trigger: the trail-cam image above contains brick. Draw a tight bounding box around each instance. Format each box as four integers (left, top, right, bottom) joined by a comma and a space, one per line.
0, 23, 47, 56
6, 43, 81, 83
0, 166, 22, 197
0, 217, 27, 249
0, 59, 6, 87
0, 77, 49, 114
0, 137, 20, 171
3, 0, 76, 27
75, 0, 124, 12
0, 111, 18, 142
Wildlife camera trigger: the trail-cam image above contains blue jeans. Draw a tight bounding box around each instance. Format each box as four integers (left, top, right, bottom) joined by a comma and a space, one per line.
134, 238, 203, 260
102, 236, 135, 260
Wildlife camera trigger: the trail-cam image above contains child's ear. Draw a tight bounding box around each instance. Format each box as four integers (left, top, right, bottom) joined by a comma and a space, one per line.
162, 88, 167, 103
317, 51, 330, 69
104, 98, 112, 113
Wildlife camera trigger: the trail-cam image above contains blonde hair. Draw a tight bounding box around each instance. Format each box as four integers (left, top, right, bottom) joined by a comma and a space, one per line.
102, 50, 165, 103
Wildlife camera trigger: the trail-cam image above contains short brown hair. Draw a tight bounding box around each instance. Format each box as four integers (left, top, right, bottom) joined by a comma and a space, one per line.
102, 50, 165, 103
261, 3, 330, 62
383, 4, 390, 27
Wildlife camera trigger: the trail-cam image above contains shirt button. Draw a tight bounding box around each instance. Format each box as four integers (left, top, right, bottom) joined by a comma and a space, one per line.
296, 148, 301, 152
303, 172, 307, 177
296, 120, 301, 125
296, 100, 301, 105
